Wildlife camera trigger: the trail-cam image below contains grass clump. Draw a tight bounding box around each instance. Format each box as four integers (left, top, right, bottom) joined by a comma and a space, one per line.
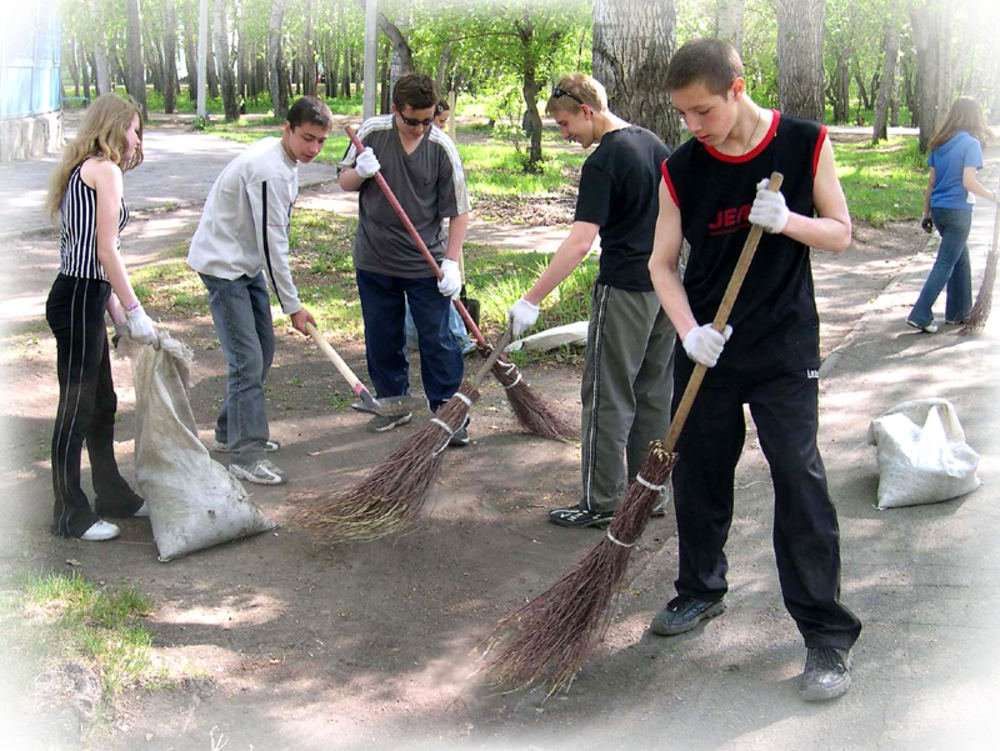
834, 137, 926, 225
11, 572, 157, 700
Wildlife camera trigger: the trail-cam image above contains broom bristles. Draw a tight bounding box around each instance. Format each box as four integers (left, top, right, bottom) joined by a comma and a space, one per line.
482, 442, 676, 695
960, 244, 997, 334
488, 356, 577, 442
294, 384, 479, 542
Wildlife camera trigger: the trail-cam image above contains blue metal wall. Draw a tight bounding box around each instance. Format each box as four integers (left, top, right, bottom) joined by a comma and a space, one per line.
0, 3, 62, 120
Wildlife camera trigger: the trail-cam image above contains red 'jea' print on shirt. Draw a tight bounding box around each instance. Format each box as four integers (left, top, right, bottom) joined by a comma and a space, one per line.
707, 203, 752, 236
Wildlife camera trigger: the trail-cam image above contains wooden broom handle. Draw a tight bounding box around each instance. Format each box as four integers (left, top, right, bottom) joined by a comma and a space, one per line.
663, 172, 784, 452
305, 321, 366, 396
344, 126, 489, 348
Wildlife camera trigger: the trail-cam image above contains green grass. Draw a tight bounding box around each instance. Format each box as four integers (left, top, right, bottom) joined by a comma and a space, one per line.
9, 572, 157, 701
834, 136, 926, 225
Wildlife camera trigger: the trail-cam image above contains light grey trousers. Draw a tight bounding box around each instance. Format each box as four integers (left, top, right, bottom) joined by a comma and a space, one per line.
580, 283, 676, 513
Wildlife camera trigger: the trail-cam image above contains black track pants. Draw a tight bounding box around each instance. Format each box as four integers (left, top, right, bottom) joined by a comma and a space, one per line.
46, 274, 140, 537
671, 363, 862, 649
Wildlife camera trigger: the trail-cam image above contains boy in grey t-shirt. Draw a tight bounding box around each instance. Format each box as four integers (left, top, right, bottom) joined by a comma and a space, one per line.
338, 74, 471, 442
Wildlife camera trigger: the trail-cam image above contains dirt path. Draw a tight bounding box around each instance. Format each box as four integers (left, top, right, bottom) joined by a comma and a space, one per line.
0, 194, 929, 748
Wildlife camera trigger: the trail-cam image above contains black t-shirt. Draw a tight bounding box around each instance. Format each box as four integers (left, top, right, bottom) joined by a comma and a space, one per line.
663, 111, 828, 376
575, 126, 671, 292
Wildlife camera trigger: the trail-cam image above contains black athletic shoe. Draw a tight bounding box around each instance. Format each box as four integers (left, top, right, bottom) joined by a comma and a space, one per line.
799, 647, 852, 702
548, 505, 614, 528
650, 595, 725, 636
448, 417, 471, 448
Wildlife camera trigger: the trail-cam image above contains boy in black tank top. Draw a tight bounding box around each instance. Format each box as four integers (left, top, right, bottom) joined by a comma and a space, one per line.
647, 39, 861, 702
507, 74, 676, 528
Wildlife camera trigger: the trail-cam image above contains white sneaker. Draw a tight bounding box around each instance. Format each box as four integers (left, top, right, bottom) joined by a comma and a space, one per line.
229, 459, 287, 486
80, 520, 120, 541
133, 502, 150, 518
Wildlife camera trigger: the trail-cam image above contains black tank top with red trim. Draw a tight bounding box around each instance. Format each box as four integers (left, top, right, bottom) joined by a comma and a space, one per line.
661, 110, 828, 375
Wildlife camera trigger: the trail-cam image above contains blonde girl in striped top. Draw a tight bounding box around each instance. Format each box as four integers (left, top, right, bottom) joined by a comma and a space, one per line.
44, 94, 157, 541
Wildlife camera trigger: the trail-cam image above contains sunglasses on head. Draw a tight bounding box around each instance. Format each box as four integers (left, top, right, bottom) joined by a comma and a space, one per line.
552, 87, 585, 106
398, 112, 434, 127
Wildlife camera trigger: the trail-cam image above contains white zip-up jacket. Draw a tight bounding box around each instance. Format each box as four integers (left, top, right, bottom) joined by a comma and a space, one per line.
188, 138, 302, 314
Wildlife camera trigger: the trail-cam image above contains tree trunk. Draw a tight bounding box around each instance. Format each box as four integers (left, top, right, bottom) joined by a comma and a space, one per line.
593, 0, 681, 148
67, 38, 81, 97
714, 0, 745, 56
829, 51, 850, 123
184, 15, 199, 100
237, 4, 249, 101
854, 68, 870, 111
214, 0, 239, 120
379, 38, 391, 114
379, 13, 414, 95
268, 0, 288, 117
910, 0, 951, 151
775, 0, 825, 121
301, 0, 317, 96
81, 47, 92, 100
124, 0, 148, 119
342, 45, 352, 98
163, 0, 178, 113
514, 13, 544, 171
872, 18, 899, 143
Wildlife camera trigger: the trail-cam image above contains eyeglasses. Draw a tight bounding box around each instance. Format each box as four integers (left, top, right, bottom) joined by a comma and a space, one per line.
552, 87, 585, 106
398, 113, 434, 127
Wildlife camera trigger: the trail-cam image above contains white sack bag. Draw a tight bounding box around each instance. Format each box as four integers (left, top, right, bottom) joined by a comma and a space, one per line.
867, 398, 981, 510
130, 334, 276, 561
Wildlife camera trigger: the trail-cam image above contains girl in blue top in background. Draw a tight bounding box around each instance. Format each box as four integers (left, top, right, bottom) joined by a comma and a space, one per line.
908, 97, 997, 333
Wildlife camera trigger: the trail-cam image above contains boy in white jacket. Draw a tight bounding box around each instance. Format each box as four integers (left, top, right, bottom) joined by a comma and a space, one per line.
188, 96, 332, 485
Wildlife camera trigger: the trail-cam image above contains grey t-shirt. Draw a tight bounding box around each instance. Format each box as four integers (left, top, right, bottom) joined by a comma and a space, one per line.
339, 114, 470, 278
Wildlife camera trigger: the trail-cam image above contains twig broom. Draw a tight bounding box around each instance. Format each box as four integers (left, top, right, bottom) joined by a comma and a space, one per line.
960, 176, 1000, 334
481, 173, 784, 696
345, 126, 575, 442
294, 330, 512, 542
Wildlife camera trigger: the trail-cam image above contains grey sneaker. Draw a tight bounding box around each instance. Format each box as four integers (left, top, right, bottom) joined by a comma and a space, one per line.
650, 595, 725, 636
229, 459, 287, 486
213, 438, 280, 453
367, 411, 413, 433
799, 647, 852, 701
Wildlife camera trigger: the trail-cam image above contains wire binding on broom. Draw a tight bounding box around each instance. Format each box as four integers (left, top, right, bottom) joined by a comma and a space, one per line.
294, 330, 513, 543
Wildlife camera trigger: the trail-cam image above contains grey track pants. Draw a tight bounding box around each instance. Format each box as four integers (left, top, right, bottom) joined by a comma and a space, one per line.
580, 283, 676, 513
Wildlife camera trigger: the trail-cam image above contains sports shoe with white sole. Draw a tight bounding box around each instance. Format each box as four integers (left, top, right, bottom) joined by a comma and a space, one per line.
80, 520, 120, 541
212, 438, 280, 453
229, 459, 287, 485
367, 411, 413, 433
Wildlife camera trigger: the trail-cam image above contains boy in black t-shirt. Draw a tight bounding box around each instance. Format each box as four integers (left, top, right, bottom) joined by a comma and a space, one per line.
647, 39, 862, 702
508, 73, 676, 528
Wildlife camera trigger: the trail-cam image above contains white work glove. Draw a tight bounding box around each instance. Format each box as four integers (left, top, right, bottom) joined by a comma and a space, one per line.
438, 258, 462, 299
354, 147, 381, 179
748, 177, 789, 234
508, 297, 540, 338
125, 304, 158, 346
682, 323, 733, 368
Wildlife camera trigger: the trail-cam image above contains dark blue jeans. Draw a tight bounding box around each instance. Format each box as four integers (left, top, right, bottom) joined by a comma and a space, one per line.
199, 271, 275, 464
909, 207, 973, 326
356, 268, 463, 410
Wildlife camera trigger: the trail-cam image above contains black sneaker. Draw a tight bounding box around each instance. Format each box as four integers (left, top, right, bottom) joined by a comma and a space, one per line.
799, 647, 852, 702
650, 595, 725, 636
548, 505, 614, 528
367, 411, 413, 433
448, 417, 471, 448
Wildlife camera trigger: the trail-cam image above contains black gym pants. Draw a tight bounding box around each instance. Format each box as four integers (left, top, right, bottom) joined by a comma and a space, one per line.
670, 361, 862, 650
46, 274, 141, 537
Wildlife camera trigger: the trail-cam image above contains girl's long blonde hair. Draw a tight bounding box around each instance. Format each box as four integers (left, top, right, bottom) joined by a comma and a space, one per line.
46, 94, 144, 218
929, 96, 991, 152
